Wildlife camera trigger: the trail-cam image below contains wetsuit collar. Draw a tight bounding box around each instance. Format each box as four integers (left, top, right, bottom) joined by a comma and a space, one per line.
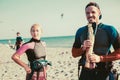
30, 38, 41, 42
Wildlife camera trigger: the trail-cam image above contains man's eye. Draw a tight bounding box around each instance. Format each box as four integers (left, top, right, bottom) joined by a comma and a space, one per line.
92, 11, 95, 14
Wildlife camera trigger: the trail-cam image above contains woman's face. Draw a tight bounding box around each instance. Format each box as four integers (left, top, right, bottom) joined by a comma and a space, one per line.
30, 25, 42, 40
85, 6, 101, 24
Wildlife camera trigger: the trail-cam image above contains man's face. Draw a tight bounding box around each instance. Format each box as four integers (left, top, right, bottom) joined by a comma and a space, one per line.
85, 6, 101, 23
17, 33, 20, 36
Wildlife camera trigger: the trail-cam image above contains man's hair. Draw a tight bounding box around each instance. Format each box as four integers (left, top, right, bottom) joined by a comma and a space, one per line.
85, 2, 100, 9
85, 2, 102, 20
17, 32, 20, 34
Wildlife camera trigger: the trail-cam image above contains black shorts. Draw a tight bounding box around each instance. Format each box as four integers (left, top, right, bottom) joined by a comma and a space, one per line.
79, 67, 109, 80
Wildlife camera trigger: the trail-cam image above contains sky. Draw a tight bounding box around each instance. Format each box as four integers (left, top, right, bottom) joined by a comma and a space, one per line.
0, 0, 120, 39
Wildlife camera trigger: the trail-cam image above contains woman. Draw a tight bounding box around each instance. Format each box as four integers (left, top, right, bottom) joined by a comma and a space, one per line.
12, 24, 48, 80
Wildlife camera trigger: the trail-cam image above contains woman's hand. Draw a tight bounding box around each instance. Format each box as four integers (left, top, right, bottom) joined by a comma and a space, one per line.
12, 53, 32, 74
24, 65, 32, 74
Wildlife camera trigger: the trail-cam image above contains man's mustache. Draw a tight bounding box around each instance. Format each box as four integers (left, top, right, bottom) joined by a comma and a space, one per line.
88, 16, 94, 19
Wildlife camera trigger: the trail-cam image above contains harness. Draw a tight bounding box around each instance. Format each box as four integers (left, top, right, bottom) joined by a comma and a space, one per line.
28, 59, 52, 80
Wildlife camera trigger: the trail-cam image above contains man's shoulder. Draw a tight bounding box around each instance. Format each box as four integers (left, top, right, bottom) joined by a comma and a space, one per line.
101, 23, 116, 31
17, 36, 23, 40
76, 26, 87, 34
101, 24, 118, 36
101, 23, 118, 39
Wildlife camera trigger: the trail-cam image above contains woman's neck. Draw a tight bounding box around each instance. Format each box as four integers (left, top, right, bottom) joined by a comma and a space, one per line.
30, 38, 40, 42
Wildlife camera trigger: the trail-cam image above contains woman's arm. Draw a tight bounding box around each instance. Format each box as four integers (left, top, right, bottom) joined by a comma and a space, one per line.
11, 43, 34, 73
11, 53, 31, 73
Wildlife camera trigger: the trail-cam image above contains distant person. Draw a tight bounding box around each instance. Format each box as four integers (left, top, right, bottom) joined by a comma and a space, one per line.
8, 39, 14, 49
15, 32, 23, 50
61, 13, 64, 18
8, 39, 12, 47
72, 2, 120, 80
12, 24, 51, 80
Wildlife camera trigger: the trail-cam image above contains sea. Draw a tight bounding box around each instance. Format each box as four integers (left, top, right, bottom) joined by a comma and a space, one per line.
0, 35, 75, 48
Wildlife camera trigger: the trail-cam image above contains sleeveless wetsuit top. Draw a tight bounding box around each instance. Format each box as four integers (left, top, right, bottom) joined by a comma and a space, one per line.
16, 38, 46, 62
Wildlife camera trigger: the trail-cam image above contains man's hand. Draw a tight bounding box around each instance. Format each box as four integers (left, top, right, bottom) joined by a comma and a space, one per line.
88, 54, 101, 63
82, 39, 93, 51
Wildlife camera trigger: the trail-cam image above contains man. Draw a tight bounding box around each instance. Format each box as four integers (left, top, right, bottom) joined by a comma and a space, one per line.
15, 32, 23, 50
72, 2, 120, 80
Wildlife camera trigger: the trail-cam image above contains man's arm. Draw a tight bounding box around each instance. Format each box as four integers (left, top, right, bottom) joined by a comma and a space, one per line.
100, 33, 120, 62
72, 47, 85, 58
89, 48, 120, 63
100, 48, 120, 62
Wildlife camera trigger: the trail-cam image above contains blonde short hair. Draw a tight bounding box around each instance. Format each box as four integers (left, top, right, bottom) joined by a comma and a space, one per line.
30, 24, 43, 33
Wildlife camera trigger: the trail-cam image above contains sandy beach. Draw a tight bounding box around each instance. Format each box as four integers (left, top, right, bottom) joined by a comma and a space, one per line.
0, 44, 120, 80
0, 44, 79, 80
